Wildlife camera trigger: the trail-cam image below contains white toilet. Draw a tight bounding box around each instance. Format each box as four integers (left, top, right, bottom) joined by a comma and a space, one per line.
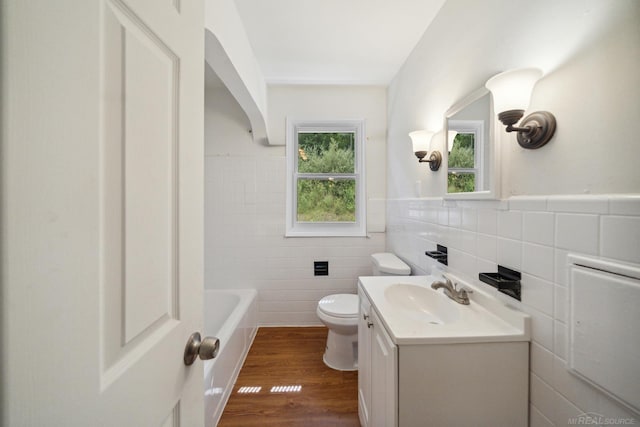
317, 252, 410, 370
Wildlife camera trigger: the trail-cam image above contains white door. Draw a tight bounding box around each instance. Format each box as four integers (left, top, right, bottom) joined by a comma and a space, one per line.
1, 1, 205, 425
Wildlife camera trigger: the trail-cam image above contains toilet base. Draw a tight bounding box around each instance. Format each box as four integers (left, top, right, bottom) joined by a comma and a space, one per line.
322, 329, 358, 371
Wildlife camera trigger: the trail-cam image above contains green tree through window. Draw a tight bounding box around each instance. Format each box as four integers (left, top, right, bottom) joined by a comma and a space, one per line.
448, 133, 476, 193
297, 133, 356, 222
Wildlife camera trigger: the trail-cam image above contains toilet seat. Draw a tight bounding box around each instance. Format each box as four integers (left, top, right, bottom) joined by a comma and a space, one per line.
318, 294, 358, 318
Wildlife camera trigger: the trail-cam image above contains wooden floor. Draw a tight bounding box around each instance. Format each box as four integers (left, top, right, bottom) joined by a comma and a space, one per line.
218, 327, 360, 427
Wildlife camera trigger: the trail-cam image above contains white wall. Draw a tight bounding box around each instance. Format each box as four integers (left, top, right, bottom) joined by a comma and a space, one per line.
386, 0, 640, 425
388, 0, 640, 198
205, 83, 386, 325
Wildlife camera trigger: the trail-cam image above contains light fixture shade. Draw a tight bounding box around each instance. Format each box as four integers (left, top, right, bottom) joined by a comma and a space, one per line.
447, 130, 458, 152
485, 68, 543, 113
409, 130, 434, 153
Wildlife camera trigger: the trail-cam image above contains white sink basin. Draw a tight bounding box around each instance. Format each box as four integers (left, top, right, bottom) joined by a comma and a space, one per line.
358, 275, 530, 345
383, 283, 460, 324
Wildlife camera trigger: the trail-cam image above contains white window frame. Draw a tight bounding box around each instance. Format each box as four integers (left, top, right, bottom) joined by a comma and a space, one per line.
286, 118, 366, 237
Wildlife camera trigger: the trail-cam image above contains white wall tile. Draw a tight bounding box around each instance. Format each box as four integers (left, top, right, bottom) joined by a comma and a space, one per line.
447, 248, 476, 279
260, 300, 318, 313
477, 233, 497, 262
522, 305, 554, 351
476, 258, 497, 277
554, 320, 567, 360
509, 196, 548, 212
461, 207, 478, 231
456, 199, 508, 211
555, 286, 567, 323
530, 374, 556, 423
555, 249, 570, 287
556, 213, 599, 255
437, 207, 449, 225
552, 356, 602, 417
531, 342, 555, 385
523, 243, 555, 282
497, 238, 522, 271
597, 393, 640, 423
434, 224, 451, 248
552, 393, 585, 427
521, 274, 554, 316
457, 229, 477, 255
530, 404, 554, 427
601, 216, 640, 264
477, 209, 497, 235
548, 195, 609, 214
448, 207, 462, 228
423, 206, 438, 224
523, 212, 555, 246
259, 311, 323, 326
498, 210, 523, 239
609, 195, 640, 216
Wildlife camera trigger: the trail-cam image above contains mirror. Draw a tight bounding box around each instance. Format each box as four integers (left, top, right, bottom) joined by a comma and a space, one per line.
444, 88, 499, 199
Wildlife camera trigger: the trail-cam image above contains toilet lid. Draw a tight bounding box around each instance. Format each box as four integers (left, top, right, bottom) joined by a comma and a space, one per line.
318, 294, 358, 318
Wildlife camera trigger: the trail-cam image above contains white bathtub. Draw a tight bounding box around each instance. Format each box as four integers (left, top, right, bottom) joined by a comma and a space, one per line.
203, 289, 257, 427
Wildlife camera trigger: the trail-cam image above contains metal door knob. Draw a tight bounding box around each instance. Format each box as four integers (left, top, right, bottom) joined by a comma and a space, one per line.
183, 332, 220, 366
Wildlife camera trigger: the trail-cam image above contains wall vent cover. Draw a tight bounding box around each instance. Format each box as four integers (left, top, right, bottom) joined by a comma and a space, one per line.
314, 261, 329, 276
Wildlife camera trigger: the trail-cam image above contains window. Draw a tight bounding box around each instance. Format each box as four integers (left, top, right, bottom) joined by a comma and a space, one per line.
286, 119, 366, 236
447, 120, 484, 193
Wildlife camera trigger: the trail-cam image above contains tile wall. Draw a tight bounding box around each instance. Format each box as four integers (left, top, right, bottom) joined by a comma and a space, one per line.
387, 195, 640, 426
204, 155, 385, 325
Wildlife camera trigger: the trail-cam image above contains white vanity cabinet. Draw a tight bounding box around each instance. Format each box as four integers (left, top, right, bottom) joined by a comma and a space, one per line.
358, 286, 397, 427
357, 291, 372, 426
357, 278, 529, 427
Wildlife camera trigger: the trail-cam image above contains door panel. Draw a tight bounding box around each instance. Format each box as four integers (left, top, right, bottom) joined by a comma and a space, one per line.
1, 0, 204, 425
102, 0, 179, 363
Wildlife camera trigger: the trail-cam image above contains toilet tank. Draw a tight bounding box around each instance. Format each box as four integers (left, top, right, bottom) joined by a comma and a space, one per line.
371, 253, 411, 276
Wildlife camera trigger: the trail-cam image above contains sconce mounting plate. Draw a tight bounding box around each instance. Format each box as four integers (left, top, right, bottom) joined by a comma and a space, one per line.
517, 111, 556, 149
426, 151, 442, 171
414, 150, 442, 171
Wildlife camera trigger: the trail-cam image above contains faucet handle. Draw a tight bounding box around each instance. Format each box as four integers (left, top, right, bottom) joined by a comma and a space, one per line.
442, 273, 473, 294
441, 273, 454, 287
457, 285, 473, 294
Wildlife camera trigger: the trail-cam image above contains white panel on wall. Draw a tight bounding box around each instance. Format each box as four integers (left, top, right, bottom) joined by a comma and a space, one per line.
568, 259, 640, 414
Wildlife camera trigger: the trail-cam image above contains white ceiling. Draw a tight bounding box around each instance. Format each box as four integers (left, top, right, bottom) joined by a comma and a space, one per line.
233, 0, 447, 85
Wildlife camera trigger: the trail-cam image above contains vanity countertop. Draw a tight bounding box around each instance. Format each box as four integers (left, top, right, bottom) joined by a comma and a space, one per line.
358, 274, 530, 345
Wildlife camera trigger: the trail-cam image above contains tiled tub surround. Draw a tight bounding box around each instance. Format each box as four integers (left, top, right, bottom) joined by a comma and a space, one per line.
387, 195, 640, 426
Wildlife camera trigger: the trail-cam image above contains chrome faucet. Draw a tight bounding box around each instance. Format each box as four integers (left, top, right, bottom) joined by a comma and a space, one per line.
431, 276, 470, 305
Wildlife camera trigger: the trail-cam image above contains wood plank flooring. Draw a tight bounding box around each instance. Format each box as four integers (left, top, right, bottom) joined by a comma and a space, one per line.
218, 327, 360, 427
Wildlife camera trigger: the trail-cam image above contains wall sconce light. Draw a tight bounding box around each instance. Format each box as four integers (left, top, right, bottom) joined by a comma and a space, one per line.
409, 130, 441, 171
485, 68, 556, 149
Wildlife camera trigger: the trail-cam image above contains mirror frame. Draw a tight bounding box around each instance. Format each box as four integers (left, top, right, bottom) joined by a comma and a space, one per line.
443, 87, 500, 200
